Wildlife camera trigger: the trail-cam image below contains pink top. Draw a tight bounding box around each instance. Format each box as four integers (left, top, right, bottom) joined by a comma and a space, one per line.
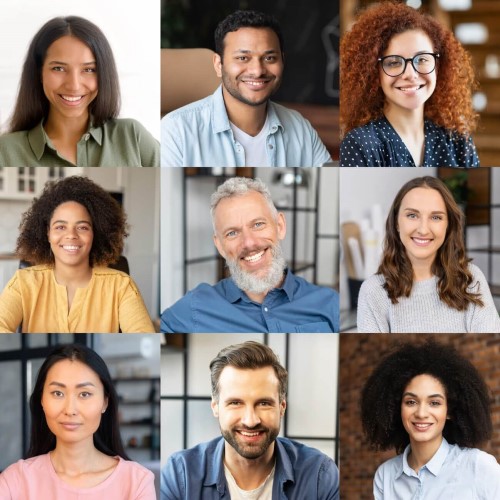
0, 454, 156, 499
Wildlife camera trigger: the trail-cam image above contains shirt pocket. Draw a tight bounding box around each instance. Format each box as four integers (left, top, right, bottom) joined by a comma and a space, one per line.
294, 322, 333, 333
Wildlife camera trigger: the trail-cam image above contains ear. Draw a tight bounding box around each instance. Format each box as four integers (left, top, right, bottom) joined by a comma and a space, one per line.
102, 396, 108, 414
213, 233, 226, 259
211, 399, 219, 418
280, 399, 286, 417
213, 53, 222, 78
276, 212, 286, 241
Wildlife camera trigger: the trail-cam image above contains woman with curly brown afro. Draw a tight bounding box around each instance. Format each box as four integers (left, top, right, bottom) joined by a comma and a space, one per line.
0, 176, 154, 333
361, 340, 500, 499
357, 176, 500, 332
340, 1, 479, 167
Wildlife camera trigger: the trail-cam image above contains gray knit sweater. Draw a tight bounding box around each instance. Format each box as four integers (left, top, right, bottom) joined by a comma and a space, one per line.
357, 264, 500, 333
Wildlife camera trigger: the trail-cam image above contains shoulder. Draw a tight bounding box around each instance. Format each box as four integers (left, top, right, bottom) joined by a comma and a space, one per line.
92, 266, 137, 286
342, 119, 389, 144
374, 453, 402, 479
269, 102, 311, 127
359, 274, 387, 297
167, 437, 222, 470
1, 454, 48, 478
116, 457, 154, 481
0, 130, 29, 145
101, 118, 154, 138
163, 94, 213, 122
14, 265, 53, 282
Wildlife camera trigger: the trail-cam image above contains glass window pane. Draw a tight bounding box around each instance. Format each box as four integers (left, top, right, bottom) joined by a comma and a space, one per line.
187, 400, 219, 449
161, 347, 184, 396
26, 334, 48, 348
0, 361, 23, 470
0, 335, 21, 351
161, 400, 183, 466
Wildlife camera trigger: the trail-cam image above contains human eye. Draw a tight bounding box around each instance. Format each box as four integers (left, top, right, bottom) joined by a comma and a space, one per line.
264, 55, 277, 62
254, 221, 266, 229
78, 224, 91, 231
83, 67, 96, 73
51, 66, 65, 72
226, 230, 237, 238
54, 224, 65, 230
384, 56, 403, 68
79, 391, 92, 399
430, 400, 442, 407
51, 390, 64, 398
236, 56, 248, 62
414, 54, 430, 64
431, 215, 443, 221
406, 212, 417, 219
403, 398, 416, 406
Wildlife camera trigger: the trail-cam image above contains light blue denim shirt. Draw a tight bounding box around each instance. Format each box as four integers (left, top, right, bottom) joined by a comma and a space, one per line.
161, 85, 331, 167
161, 436, 339, 500
374, 438, 500, 500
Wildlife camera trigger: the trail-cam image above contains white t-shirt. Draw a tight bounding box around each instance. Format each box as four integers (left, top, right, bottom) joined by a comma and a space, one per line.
224, 463, 275, 500
230, 117, 269, 167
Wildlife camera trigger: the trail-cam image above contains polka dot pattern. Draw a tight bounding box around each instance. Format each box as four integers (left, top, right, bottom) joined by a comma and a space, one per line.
340, 117, 480, 167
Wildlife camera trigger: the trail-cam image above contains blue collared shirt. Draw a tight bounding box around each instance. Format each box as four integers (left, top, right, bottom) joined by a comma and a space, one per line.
161, 85, 331, 167
374, 438, 500, 500
160, 270, 339, 333
161, 436, 339, 500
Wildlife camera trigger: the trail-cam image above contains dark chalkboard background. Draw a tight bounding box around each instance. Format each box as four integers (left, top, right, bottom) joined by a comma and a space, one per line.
162, 0, 339, 106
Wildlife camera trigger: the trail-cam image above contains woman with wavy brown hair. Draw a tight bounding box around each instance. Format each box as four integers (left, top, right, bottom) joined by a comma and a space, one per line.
340, 2, 479, 167
357, 176, 500, 332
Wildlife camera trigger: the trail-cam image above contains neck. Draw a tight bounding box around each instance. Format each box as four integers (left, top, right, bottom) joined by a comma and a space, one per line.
222, 87, 268, 136
407, 436, 443, 473
44, 110, 89, 142
50, 440, 101, 475
244, 274, 285, 304
384, 104, 424, 139
224, 440, 275, 490
53, 262, 93, 287
411, 260, 434, 281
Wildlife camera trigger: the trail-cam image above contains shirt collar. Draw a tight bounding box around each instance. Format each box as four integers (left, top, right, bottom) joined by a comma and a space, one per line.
27, 118, 103, 160
224, 268, 296, 304
401, 438, 450, 478
211, 84, 283, 135
206, 437, 294, 493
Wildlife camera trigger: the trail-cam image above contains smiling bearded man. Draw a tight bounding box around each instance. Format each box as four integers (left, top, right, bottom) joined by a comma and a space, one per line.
160, 177, 339, 333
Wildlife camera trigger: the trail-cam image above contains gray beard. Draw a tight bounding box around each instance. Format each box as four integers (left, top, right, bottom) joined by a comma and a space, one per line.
226, 244, 287, 295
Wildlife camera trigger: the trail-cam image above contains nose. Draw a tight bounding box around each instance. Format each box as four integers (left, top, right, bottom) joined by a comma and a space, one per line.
240, 228, 259, 250
402, 60, 418, 79
64, 396, 78, 416
65, 227, 78, 239
241, 406, 261, 428
417, 217, 429, 235
248, 57, 265, 77
415, 403, 428, 419
64, 69, 82, 91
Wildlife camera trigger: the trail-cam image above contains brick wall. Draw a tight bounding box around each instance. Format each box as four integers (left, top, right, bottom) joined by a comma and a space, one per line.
339, 333, 500, 499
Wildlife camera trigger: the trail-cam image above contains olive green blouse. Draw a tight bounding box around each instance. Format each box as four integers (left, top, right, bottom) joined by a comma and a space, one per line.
0, 118, 159, 167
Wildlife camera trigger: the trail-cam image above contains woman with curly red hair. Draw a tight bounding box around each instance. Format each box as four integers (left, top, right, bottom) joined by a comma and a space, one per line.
340, 2, 479, 167
0, 176, 155, 333
357, 176, 500, 332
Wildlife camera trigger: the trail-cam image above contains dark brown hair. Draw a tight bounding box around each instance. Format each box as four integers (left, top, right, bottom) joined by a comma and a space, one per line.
16, 176, 128, 267
340, 1, 477, 137
9, 16, 120, 132
210, 341, 288, 402
379, 176, 483, 311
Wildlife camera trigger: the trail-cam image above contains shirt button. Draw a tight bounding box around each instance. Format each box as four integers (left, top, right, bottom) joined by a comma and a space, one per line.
268, 144, 273, 150
271, 126, 277, 131
83, 134, 90, 141
264, 307, 268, 312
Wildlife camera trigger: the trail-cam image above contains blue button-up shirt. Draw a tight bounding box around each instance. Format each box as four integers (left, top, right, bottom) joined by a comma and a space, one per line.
161, 436, 339, 500
161, 85, 331, 167
161, 270, 339, 333
374, 438, 500, 500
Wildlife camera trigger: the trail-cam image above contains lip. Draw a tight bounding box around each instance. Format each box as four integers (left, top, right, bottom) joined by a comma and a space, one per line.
240, 248, 268, 266
60, 245, 82, 254
396, 84, 425, 95
240, 78, 272, 90
58, 94, 86, 107
412, 422, 432, 432
60, 422, 82, 431
411, 237, 433, 246
236, 429, 266, 442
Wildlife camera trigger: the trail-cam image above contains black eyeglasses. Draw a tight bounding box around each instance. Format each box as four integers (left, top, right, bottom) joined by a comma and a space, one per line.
378, 53, 440, 77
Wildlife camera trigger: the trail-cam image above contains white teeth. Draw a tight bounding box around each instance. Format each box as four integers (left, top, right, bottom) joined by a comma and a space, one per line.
244, 81, 266, 86
414, 423, 431, 429
413, 238, 430, 244
63, 245, 80, 250
244, 250, 264, 262
61, 95, 83, 102
399, 86, 421, 92
240, 431, 260, 436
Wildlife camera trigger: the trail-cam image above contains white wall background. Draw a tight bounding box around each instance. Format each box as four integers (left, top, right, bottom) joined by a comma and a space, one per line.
0, 0, 160, 139
161, 333, 338, 467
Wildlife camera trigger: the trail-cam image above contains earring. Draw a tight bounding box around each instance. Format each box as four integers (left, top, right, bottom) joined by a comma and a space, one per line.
102, 409, 106, 414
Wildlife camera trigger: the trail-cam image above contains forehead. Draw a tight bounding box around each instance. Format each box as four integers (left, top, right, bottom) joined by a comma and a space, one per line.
223, 27, 280, 52
50, 201, 91, 221
44, 359, 102, 387
45, 35, 94, 62
399, 187, 446, 211
218, 365, 280, 398
404, 373, 446, 396
214, 191, 274, 226
384, 29, 434, 56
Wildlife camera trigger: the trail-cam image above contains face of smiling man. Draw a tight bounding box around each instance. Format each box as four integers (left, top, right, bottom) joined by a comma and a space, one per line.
211, 365, 286, 462
213, 191, 287, 299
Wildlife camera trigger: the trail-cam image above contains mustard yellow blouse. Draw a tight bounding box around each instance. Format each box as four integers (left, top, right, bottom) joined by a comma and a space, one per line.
0, 265, 155, 333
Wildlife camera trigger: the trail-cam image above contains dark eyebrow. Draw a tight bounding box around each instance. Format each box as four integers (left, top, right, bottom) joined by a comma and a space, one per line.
402, 208, 446, 215
403, 391, 445, 399
51, 219, 92, 226
47, 60, 96, 66
232, 49, 279, 55
48, 381, 96, 388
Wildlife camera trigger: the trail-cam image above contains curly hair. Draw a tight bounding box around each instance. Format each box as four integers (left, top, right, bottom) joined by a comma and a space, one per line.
379, 176, 483, 311
214, 10, 284, 60
340, 1, 477, 137
361, 339, 493, 453
16, 176, 128, 266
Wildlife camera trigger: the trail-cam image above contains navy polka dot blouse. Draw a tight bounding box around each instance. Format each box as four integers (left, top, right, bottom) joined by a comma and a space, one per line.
340, 117, 480, 167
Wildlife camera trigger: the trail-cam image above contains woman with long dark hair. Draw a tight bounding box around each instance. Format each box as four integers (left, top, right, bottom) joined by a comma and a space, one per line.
0, 176, 154, 333
340, 2, 479, 167
357, 176, 500, 332
0, 344, 156, 498
361, 340, 500, 499
0, 16, 159, 167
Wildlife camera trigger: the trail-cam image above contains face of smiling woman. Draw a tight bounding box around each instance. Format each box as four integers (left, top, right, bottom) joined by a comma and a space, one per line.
47, 201, 94, 270
379, 29, 437, 116
41, 359, 107, 447
42, 35, 98, 126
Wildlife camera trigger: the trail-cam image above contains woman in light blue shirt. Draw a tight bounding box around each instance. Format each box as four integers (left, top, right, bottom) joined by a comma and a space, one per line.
361, 340, 500, 499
